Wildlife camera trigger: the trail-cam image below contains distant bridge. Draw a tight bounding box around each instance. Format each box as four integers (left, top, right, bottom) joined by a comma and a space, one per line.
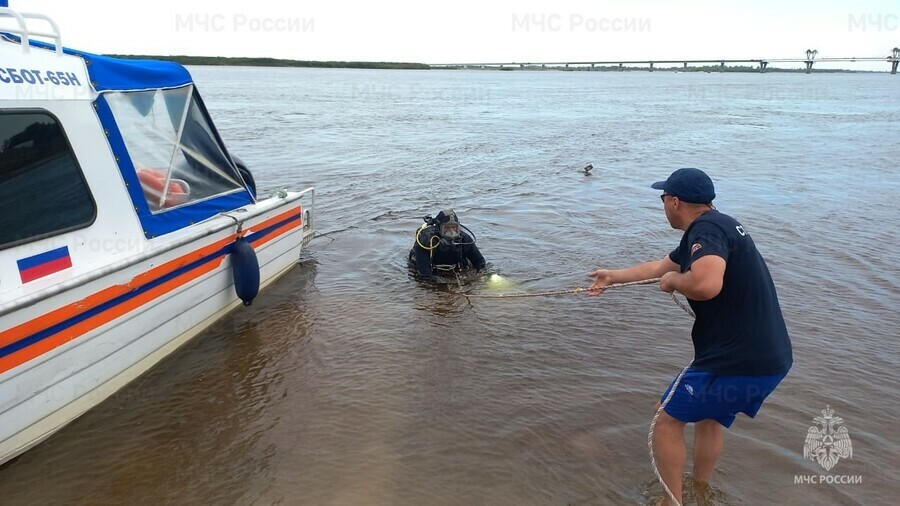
432, 48, 900, 74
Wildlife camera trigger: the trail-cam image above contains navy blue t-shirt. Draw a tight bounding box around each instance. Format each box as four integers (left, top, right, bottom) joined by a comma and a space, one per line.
669, 210, 792, 376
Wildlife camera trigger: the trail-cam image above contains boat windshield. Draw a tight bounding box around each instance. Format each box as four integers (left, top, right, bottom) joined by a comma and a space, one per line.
105, 85, 245, 212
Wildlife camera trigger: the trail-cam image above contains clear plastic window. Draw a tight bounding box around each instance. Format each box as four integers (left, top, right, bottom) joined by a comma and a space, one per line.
106, 86, 244, 212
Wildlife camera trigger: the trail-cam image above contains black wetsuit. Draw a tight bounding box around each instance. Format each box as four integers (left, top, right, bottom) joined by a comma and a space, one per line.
409, 226, 486, 278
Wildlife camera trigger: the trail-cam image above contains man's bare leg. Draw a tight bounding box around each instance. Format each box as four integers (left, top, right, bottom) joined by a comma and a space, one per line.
652, 408, 687, 505
692, 419, 723, 482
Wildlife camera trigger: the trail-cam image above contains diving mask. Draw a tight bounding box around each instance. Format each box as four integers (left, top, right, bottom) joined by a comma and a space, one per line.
440, 222, 460, 239
434, 209, 461, 240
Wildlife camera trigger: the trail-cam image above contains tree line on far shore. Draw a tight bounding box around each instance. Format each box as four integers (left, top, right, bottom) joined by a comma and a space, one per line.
109, 55, 430, 70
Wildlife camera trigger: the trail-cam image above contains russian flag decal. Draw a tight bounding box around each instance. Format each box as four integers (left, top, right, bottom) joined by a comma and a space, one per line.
17, 246, 73, 283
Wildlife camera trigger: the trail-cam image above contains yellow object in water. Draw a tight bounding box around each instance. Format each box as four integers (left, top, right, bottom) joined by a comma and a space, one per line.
487, 274, 514, 290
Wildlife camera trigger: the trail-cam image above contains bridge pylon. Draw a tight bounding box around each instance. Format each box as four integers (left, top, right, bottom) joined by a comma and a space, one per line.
805, 49, 818, 74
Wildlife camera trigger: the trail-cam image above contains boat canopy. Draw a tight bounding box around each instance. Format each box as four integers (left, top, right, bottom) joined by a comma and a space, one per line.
74, 51, 192, 92
2, 34, 256, 238
101, 84, 255, 237
6, 35, 192, 91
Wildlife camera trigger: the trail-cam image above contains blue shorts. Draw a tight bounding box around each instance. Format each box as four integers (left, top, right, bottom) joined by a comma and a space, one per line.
660, 369, 787, 428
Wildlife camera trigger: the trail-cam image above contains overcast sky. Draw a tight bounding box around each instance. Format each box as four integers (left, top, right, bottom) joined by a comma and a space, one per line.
13, 0, 900, 70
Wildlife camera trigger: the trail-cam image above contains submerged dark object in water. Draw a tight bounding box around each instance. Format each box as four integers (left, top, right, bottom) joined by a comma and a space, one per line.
231, 236, 260, 306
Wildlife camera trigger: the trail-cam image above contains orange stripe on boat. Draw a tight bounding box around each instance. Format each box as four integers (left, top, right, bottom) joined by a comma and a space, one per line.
251, 219, 302, 248
0, 260, 223, 375
0, 235, 235, 350
0, 205, 304, 371
247, 205, 302, 236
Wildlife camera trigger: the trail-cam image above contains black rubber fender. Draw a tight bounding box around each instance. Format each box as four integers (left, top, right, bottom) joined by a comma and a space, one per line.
231, 236, 260, 306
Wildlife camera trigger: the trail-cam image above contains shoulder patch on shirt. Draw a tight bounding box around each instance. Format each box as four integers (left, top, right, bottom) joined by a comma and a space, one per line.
691, 243, 703, 255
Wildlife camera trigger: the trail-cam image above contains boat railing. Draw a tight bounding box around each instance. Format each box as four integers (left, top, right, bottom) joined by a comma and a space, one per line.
0, 7, 62, 54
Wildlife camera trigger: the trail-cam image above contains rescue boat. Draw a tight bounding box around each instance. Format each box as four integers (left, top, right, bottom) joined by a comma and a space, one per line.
0, 5, 315, 465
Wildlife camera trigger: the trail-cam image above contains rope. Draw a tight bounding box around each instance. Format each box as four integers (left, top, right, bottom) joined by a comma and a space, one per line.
668, 291, 695, 319
649, 360, 693, 506
462, 278, 661, 299
463, 276, 695, 505
645, 293, 695, 506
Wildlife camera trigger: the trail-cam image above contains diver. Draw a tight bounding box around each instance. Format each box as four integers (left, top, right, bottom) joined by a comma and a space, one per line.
409, 209, 486, 280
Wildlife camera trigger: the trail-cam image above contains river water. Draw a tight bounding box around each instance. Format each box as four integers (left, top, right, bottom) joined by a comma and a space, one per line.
1, 68, 898, 505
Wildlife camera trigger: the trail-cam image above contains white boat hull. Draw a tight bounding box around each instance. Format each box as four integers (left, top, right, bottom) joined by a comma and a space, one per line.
0, 194, 314, 466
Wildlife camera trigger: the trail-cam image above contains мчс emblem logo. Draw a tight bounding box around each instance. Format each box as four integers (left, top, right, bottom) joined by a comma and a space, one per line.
803, 405, 852, 471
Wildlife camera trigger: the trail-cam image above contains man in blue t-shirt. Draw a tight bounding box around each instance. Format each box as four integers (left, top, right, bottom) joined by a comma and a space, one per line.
587, 168, 792, 505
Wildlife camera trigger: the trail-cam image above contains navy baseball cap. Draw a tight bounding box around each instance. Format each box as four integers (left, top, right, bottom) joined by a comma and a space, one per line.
651, 168, 716, 204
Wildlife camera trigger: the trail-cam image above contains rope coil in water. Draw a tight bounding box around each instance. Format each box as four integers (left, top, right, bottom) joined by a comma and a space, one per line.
464, 277, 695, 506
